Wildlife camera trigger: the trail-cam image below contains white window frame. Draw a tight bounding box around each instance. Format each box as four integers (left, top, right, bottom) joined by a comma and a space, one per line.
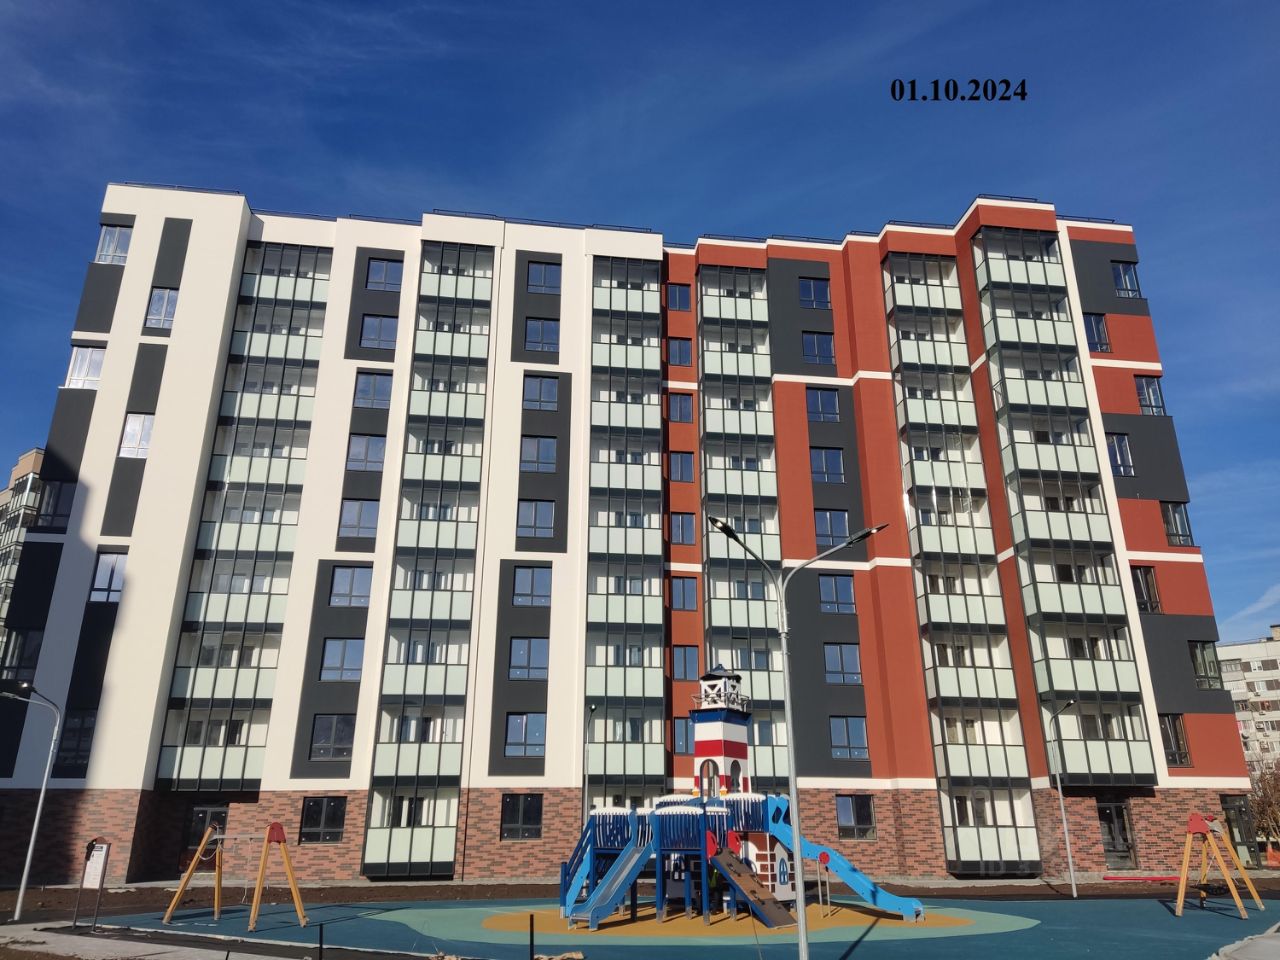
65, 346, 105, 389
118, 413, 155, 459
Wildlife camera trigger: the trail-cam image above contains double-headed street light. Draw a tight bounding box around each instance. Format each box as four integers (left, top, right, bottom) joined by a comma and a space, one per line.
707, 518, 887, 960
1048, 698, 1078, 898
0, 680, 62, 924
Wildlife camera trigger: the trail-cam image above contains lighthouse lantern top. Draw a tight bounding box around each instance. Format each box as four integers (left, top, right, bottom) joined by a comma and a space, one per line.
696, 664, 751, 712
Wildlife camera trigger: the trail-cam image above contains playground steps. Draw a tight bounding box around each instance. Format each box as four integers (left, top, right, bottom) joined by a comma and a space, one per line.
710, 849, 795, 928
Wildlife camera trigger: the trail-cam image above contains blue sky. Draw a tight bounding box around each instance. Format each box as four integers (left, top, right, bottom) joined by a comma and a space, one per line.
0, 0, 1276, 640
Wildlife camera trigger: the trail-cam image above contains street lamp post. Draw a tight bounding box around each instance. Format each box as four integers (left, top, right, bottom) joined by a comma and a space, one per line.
581, 703, 598, 823
708, 518, 887, 960
1048, 699, 1078, 898
0, 682, 62, 924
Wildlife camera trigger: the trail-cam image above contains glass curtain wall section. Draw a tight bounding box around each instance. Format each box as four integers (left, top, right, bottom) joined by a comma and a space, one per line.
362, 242, 493, 877
696, 266, 787, 786
584, 257, 665, 809
972, 228, 1155, 787
0, 464, 43, 624
883, 252, 1040, 873
156, 242, 331, 790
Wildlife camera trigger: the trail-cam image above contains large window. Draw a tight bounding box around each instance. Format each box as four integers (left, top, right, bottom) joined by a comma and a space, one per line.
1159, 714, 1190, 766
522, 374, 559, 410
814, 509, 850, 547
668, 393, 694, 422
330, 566, 372, 607
505, 713, 547, 757
830, 716, 869, 760
65, 346, 105, 389
354, 372, 393, 409
674, 646, 699, 680
670, 512, 695, 545
366, 258, 403, 292
516, 499, 555, 538
1083, 313, 1110, 352
146, 288, 179, 330
1162, 501, 1194, 546
519, 436, 557, 473
524, 318, 560, 353
95, 224, 131, 264
360, 315, 398, 350
310, 715, 355, 761
668, 337, 692, 366
671, 577, 698, 611
299, 797, 347, 843
338, 500, 380, 538
346, 434, 386, 471
819, 574, 855, 613
674, 717, 693, 755
1136, 376, 1166, 415
806, 387, 839, 423
799, 277, 831, 309
35, 481, 75, 528
119, 413, 154, 459
824, 643, 862, 684
509, 637, 549, 680
1106, 433, 1135, 477
527, 261, 561, 295
320, 638, 364, 681
670, 451, 694, 482
513, 566, 552, 606
500, 793, 543, 839
1112, 261, 1142, 298
667, 283, 691, 312
55, 710, 96, 775
810, 447, 845, 484
1190, 641, 1222, 690
89, 553, 126, 602
1131, 566, 1160, 613
802, 331, 835, 364
835, 795, 875, 839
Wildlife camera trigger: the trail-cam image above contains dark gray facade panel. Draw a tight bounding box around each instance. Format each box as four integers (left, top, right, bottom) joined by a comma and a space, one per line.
488, 560, 550, 777
100, 458, 147, 537
64, 603, 121, 711
515, 375, 572, 553
3, 541, 63, 629
334, 536, 377, 553
40, 390, 97, 483
290, 560, 368, 779
349, 405, 390, 436
125, 343, 168, 413
766, 257, 835, 377
1102, 413, 1189, 501
74, 264, 124, 334
0, 700, 29, 777
152, 218, 193, 289
1139, 613, 1234, 715
341, 470, 384, 500
510, 250, 562, 365
346, 247, 404, 362
807, 393, 868, 561
1069, 239, 1150, 317
99, 213, 136, 228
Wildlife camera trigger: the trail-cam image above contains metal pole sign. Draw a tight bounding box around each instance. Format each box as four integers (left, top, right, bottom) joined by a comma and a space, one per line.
72, 839, 111, 931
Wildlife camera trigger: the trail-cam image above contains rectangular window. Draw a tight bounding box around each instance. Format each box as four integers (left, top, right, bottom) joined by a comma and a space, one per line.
118, 413, 155, 459
513, 566, 552, 606
89, 553, 126, 602
1159, 713, 1190, 766
824, 643, 862, 684
500, 793, 543, 839
668, 337, 692, 366
338, 500, 380, 538
670, 512, 695, 545
668, 393, 694, 422
670, 451, 694, 482
1136, 376, 1166, 415
1162, 501, 1194, 546
674, 717, 693, 755
320, 638, 364, 681
799, 277, 831, 309
806, 387, 840, 423
671, 576, 698, 611
802, 331, 835, 365
34, 481, 75, 529
55, 710, 96, 774
527, 261, 561, 295
810, 447, 845, 483
299, 797, 347, 843
835, 795, 875, 839
819, 574, 855, 614
354, 372, 393, 409
309, 714, 355, 761
1190, 641, 1223, 690
1131, 566, 1161, 613
366, 258, 403, 292
1106, 433, 1135, 477
814, 509, 850, 548
519, 436, 557, 473
516, 499, 555, 538
674, 646, 700, 680
95, 225, 131, 264
360, 315, 398, 350
1112, 261, 1142, 298
830, 716, 869, 760
509, 637, 549, 680
522, 374, 559, 410
346, 434, 386, 471
504, 713, 547, 757
146, 287, 179, 330
667, 283, 691, 312
330, 566, 372, 607
1083, 313, 1110, 352
524, 318, 560, 353
65, 346, 105, 389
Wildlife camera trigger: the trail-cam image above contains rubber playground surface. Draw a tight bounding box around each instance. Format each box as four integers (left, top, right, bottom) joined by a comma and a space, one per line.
102, 893, 1279, 960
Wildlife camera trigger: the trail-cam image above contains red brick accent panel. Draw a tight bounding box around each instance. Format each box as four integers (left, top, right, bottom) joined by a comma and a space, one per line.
1031, 788, 1109, 875
795, 789, 949, 878
456, 787, 582, 881
0, 789, 143, 885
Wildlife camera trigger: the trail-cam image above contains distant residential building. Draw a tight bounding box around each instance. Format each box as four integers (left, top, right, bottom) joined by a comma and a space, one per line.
1220, 626, 1280, 772
0, 449, 45, 634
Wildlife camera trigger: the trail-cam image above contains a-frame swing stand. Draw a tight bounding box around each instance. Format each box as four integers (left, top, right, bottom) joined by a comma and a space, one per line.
1175, 812, 1264, 919
164, 821, 308, 931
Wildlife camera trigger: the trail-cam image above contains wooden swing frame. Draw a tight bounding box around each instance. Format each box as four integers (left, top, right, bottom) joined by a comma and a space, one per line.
1174, 812, 1264, 920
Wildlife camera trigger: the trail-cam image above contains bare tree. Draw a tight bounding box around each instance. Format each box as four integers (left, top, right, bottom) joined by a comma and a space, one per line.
1250, 761, 1280, 854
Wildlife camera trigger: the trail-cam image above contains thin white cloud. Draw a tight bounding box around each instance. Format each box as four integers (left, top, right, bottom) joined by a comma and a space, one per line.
1220, 582, 1280, 641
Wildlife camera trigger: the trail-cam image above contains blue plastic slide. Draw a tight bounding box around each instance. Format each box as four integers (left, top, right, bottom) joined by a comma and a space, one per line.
565, 829, 657, 930
765, 795, 925, 922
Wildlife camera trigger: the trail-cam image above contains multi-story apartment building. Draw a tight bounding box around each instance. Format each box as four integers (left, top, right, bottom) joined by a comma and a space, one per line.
0, 450, 48, 637
1221, 627, 1280, 772
0, 183, 1249, 885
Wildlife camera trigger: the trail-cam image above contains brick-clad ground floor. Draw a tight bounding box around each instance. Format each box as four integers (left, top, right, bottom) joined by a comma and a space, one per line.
0, 784, 1251, 886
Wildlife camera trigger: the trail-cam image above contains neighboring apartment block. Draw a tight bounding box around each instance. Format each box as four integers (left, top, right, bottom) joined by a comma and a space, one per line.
1220, 626, 1280, 773
0, 449, 48, 632
0, 183, 1249, 884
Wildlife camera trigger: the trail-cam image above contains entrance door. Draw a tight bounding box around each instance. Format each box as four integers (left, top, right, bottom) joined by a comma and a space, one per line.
1220, 796, 1258, 867
1096, 800, 1136, 869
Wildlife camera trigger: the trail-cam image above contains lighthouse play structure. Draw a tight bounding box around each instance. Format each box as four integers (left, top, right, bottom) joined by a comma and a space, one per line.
559, 666, 924, 929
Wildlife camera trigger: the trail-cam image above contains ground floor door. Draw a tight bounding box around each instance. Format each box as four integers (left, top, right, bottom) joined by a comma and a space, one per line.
1219, 795, 1258, 867
1096, 799, 1136, 869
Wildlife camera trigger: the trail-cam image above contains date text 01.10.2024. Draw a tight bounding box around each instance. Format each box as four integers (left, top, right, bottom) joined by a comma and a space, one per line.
891, 79, 1027, 102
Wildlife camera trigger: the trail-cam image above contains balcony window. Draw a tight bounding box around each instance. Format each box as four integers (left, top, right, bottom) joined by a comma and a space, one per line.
504, 713, 546, 757
671, 576, 698, 611
829, 716, 868, 760
824, 643, 862, 684
799, 277, 831, 309
667, 284, 691, 312
1159, 713, 1190, 766
522, 374, 559, 410
516, 499, 555, 538
330, 566, 372, 607
1112, 261, 1142, 298
1161, 501, 1194, 546
320, 638, 364, 681
360, 315, 399, 350
1190, 641, 1223, 690
146, 288, 179, 330
835, 795, 875, 839
814, 508, 850, 547
1136, 376, 1166, 415
65, 346, 105, 389
670, 512, 695, 545
346, 434, 386, 472
354, 372, 393, 409
95, 225, 131, 264
668, 337, 692, 365
806, 387, 839, 423
89, 553, 126, 602
670, 452, 694, 482
519, 436, 557, 473
310, 714, 355, 760
1106, 433, 1135, 477
513, 566, 552, 606
524, 318, 560, 353
819, 574, 855, 614
674, 646, 699, 680
810, 447, 845, 484
1131, 566, 1161, 614
509, 637, 549, 680
1083, 313, 1110, 352
366, 258, 403, 292
338, 500, 380, 538
668, 393, 694, 422
527, 261, 561, 295
119, 413, 154, 459
802, 331, 835, 365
